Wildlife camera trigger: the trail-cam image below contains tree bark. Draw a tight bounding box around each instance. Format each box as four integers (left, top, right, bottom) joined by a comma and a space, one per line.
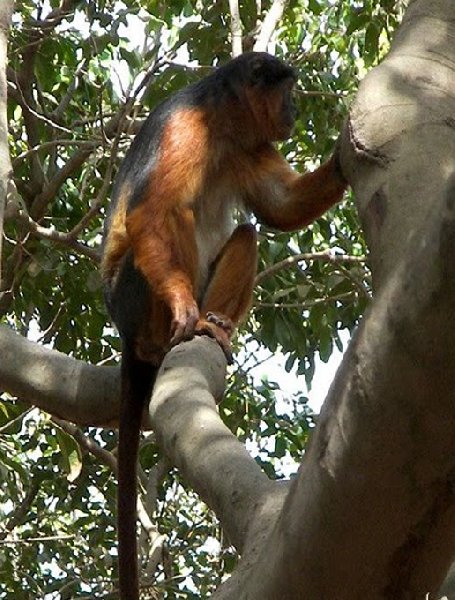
149, 339, 288, 551
0, 0, 13, 286
0, 325, 121, 427
214, 0, 455, 597
2, 0, 455, 597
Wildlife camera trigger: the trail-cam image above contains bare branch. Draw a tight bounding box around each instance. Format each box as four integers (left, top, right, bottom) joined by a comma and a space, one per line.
229, 0, 243, 57
253, 0, 288, 52
24, 0, 80, 36
6, 81, 76, 135
256, 291, 357, 310
139, 457, 169, 580
0, 535, 75, 545
13, 208, 100, 262
161, 58, 214, 73
149, 338, 288, 552
0, 324, 120, 428
0, 1, 14, 286
0, 475, 40, 539
255, 249, 365, 284
51, 417, 118, 474
11, 139, 97, 168
295, 88, 348, 100
335, 261, 371, 299
50, 58, 90, 122
30, 146, 95, 220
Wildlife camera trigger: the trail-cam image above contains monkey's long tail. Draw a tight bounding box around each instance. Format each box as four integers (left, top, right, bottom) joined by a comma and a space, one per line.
118, 347, 157, 600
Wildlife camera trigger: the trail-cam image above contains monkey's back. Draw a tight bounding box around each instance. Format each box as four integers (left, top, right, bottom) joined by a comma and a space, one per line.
101, 73, 226, 350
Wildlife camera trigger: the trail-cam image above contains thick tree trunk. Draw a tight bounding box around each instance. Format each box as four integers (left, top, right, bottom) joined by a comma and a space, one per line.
212, 0, 455, 597
2, 0, 455, 597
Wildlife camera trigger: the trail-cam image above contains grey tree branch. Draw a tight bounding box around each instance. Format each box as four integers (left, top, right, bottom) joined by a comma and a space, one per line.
0, 324, 120, 428
255, 249, 366, 284
0, 323, 283, 558
0, 0, 13, 287
256, 291, 357, 310
215, 0, 455, 597
148, 338, 288, 552
12, 208, 100, 261
51, 417, 118, 474
253, 0, 288, 52
228, 0, 243, 57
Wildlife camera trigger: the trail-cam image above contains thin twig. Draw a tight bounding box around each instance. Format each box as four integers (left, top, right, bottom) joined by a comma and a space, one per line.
295, 88, 348, 100
0, 534, 75, 545
161, 58, 214, 72
12, 139, 97, 167
52, 417, 162, 557
7, 80, 76, 134
0, 406, 34, 434
52, 417, 118, 474
25, 0, 80, 33
13, 209, 100, 262
335, 262, 371, 299
256, 291, 357, 310
255, 250, 365, 284
0, 475, 40, 539
51, 58, 89, 122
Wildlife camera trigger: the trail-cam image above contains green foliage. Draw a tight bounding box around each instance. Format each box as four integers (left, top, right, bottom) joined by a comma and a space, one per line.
0, 0, 402, 596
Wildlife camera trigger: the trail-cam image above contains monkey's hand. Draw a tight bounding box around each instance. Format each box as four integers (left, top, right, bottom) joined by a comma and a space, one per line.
170, 296, 200, 346
332, 136, 347, 184
195, 313, 234, 364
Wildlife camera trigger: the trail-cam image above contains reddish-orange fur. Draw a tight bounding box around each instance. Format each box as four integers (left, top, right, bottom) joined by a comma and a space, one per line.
101, 186, 129, 284
102, 52, 347, 600
124, 123, 344, 357
244, 148, 346, 231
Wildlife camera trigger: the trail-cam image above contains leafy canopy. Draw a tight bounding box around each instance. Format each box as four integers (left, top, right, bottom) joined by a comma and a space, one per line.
0, 0, 401, 596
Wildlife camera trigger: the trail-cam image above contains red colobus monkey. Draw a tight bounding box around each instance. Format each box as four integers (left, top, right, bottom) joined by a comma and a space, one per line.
101, 51, 347, 600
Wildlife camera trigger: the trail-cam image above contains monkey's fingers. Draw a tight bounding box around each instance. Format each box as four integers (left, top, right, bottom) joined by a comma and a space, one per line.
194, 318, 233, 364
170, 301, 200, 346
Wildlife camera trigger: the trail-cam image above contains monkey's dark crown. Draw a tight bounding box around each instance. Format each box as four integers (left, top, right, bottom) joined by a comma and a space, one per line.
220, 52, 297, 88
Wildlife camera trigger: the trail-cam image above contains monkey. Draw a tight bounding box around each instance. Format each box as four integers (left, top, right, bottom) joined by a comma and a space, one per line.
101, 51, 347, 600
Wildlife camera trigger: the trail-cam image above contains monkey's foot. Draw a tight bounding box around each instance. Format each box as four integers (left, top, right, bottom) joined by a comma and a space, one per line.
205, 312, 234, 336
195, 314, 234, 364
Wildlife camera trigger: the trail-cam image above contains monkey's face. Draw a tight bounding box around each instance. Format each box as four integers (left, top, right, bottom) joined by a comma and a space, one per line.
238, 52, 297, 142
268, 77, 297, 141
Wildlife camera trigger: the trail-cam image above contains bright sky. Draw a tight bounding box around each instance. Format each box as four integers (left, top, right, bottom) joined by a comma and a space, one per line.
244, 330, 348, 414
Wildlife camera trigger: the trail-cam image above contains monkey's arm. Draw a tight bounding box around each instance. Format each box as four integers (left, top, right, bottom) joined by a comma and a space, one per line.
247, 146, 347, 232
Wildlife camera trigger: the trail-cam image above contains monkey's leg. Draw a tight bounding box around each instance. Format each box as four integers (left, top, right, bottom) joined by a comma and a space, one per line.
196, 223, 258, 362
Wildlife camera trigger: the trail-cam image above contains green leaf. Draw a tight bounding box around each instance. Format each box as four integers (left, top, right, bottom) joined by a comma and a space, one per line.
55, 426, 83, 483
274, 435, 287, 458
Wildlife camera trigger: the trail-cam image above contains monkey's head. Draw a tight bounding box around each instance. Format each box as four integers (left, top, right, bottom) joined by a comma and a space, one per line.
219, 52, 297, 143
